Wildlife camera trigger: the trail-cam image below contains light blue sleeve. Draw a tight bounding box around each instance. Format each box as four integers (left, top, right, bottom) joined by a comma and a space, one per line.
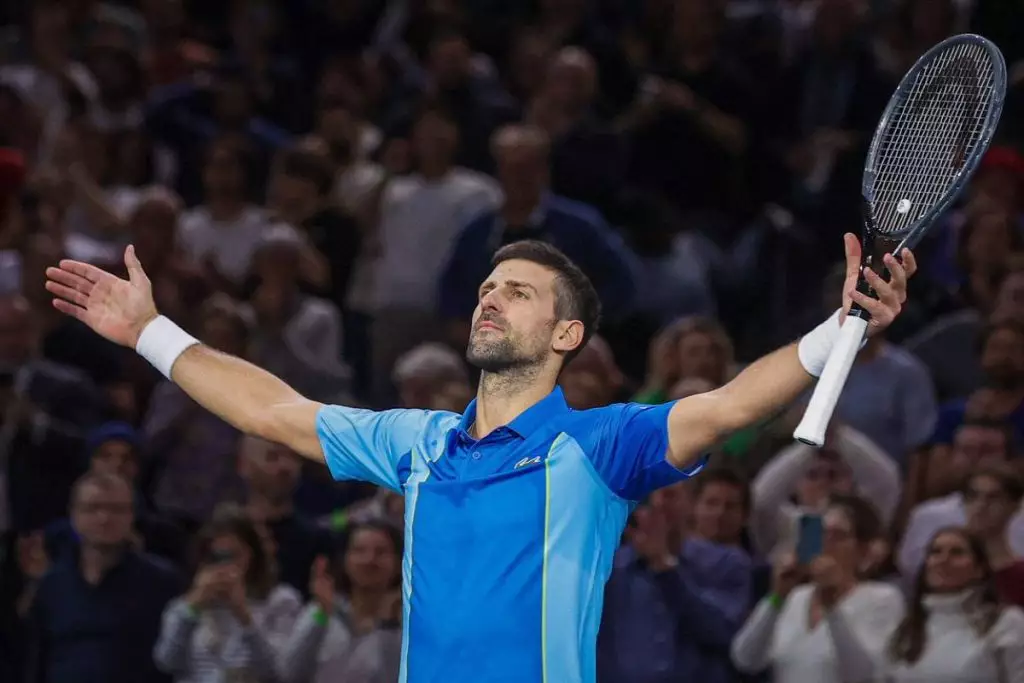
315, 405, 436, 492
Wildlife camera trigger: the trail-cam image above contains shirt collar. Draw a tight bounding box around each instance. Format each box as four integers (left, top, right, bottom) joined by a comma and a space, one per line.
458, 386, 571, 439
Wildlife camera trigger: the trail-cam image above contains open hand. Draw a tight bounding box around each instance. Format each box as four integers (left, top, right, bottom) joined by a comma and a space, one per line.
45, 245, 158, 348
310, 556, 336, 612
838, 233, 917, 335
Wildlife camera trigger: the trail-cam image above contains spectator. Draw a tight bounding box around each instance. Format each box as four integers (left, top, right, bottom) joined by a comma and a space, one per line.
599, 499, 746, 683
690, 468, 751, 552
238, 436, 337, 600
154, 504, 300, 682
751, 423, 901, 558
882, 526, 1024, 682
25, 472, 182, 683
963, 464, 1024, 607
731, 495, 903, 683
241, 225, 351, 403
44, 421, 188, 567
559, 335, 628, 410
391, 342, 470, 410
177, 136, 269, 291
279, 521, 402, 683
439, 123, 637, 340
899, 418, 1024, 579
367, 104, 500, 402
930, 320, 1024, 449
143, 295, 248, 528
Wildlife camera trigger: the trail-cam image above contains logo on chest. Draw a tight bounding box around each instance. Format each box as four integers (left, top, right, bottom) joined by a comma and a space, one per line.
514, 455, 542, 469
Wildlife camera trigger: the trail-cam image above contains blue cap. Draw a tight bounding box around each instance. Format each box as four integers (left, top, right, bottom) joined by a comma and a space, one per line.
86, 421, 140, 455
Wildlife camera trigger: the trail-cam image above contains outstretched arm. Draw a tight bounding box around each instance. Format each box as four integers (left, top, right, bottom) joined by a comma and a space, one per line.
45, 246, 324, 461
665, 234, 917, 470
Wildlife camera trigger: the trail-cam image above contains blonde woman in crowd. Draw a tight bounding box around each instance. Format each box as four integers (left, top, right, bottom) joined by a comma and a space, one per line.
279, 520, 402, 683
731, 495, 903, 682
881, 527, 1024, 682
154, 505, 301, 683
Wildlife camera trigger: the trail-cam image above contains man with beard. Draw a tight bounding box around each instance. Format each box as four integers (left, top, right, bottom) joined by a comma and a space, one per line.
43, 235, 913, 683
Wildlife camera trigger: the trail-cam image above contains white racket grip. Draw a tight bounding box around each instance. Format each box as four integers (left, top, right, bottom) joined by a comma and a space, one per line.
793, 316, 870, 447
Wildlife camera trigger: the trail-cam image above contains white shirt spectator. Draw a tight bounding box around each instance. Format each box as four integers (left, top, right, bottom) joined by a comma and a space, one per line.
731, 582, 904, 683
278, 599, 401, 683
751, 425, 902, 559
882, 591, 1024, 683
370, 169, 500, 311
177, 205, 270, 284
154, 584, 300, 683
898, 494, 1024, 580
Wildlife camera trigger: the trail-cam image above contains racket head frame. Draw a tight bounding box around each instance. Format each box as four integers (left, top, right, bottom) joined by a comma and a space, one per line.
861, 33, 1007, 256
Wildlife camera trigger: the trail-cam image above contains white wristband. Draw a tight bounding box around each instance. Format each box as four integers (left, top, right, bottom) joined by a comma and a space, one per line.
135, 315, 200, 379
798, 309, 844, 377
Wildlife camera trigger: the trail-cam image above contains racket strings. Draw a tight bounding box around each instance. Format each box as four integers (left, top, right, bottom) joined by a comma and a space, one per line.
870, 41, 997, 235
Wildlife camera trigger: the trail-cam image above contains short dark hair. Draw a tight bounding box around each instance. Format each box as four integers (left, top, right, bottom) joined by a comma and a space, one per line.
277, 146, 334, 196
827, 493, 883, 545
693, 466, 751, 513
491, 240, 601, 365
964, 462, 1024, 503
193, 503, 276, 600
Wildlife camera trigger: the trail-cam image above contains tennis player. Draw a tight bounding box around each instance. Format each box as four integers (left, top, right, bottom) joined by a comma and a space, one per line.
45, 234, 914, 683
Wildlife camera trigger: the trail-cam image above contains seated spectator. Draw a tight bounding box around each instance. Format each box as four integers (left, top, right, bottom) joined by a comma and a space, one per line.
241, 225, 351, 403
930, 320, 1024, 450
44, 421, 187, 566
963, 464, 1024, 607
751, 423, 901, 559
899, 418, 1024, 580
882, 527, 1024, 682
279, 521, 402, 683
154, 504, 300, 682
391, 342, 469, 410
143, 295, 248, 528
238, 435, 338, 600
25, 472, 182, 683
599, 498, 747, 683
635, 316, 735, 404
731, 495, 903, 683
559, 335, 628, 409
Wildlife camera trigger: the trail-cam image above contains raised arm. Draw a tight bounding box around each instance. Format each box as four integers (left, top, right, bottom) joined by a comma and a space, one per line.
45, 246, 324, 460
665, 234, 917, 470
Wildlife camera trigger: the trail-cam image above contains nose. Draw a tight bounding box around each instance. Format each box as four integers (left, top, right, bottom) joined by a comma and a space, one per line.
480, 288, 504, 313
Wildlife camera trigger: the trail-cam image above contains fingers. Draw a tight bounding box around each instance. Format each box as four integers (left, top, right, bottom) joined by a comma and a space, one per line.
46, 266, 95, 294
843, 233, 861, 282
45, 280, 89, 307
52, 298, 88, 322
57, 259, 109, 285
124, 245, 149, 286
882, 253, 907, 304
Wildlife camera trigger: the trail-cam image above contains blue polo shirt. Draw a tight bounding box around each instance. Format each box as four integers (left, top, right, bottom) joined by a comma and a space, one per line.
317, 387, 707, 683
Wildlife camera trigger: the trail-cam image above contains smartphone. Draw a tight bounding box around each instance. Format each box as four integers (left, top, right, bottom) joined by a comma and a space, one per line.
796, 514, 824, 565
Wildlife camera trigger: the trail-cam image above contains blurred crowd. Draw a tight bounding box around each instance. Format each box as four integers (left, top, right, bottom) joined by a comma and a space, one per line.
1, 0, 1024, 682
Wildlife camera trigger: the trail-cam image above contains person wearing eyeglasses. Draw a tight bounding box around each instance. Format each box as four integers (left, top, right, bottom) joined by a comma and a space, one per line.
964, 464, 1024, 607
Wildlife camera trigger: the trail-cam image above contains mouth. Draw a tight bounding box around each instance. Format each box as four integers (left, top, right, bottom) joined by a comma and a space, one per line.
475, 321, 503, 332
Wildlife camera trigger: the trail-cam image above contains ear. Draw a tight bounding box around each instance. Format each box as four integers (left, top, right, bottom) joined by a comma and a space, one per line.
552, 319, 585, 355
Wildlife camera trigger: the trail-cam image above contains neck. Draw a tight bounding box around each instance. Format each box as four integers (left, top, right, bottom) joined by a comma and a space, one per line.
501, 196, 543, 226
472, 370, 553, 438
80, 543, 125, 584
985, 534, 1015, 570
207, 197, 245, 220
246, 496, 292, 523
419, 162, 451, 181
349, 588, 389, 620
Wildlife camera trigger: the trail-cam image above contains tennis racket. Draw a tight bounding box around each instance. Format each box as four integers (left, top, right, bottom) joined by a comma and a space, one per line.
793, 34, 1007, 447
